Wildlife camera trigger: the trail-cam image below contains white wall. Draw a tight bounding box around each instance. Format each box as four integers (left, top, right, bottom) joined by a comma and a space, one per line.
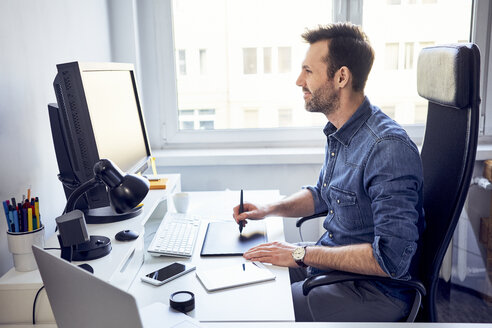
0, 0, 112, 276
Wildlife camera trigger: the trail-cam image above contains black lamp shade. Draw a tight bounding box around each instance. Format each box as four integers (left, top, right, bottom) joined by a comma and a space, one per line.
109, 174, 150, 213
93, 159, 150, 214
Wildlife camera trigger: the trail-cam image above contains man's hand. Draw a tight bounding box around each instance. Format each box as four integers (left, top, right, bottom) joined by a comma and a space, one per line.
243, 241, 299, 268
233, 202, 270, 226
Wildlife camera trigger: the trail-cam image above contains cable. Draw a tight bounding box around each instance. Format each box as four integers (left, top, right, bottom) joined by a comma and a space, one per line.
32, 285, 45, 325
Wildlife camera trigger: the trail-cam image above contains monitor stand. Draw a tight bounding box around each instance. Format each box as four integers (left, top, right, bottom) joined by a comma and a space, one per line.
84, 205, 143, 224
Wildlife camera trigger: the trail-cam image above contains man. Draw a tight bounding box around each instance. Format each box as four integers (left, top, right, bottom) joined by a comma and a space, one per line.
233, 23, 424, 322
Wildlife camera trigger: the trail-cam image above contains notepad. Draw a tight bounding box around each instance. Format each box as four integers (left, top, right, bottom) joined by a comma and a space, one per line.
149, 178, 168, 190
200, 221, 268, 256
196, 262, 276, 291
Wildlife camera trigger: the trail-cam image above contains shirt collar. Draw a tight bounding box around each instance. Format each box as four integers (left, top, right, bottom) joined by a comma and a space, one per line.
323, 96, 373, 146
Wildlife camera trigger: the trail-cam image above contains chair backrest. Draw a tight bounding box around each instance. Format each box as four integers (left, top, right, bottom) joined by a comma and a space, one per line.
416, 43, 480, 321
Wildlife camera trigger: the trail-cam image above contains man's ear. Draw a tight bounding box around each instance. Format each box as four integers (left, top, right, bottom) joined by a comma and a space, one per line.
335, 66, 351, 89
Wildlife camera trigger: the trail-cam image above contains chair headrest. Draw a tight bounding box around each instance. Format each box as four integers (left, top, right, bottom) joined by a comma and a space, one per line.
417, 44, 472, 109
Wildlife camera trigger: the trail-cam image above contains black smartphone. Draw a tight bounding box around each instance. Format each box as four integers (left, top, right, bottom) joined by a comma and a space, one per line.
140, 262, 195, 286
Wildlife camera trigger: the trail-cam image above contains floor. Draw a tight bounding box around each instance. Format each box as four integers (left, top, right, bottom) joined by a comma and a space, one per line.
436, 279, 492, 322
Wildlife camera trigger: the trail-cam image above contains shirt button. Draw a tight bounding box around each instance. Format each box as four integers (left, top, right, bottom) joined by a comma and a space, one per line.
329, 209, 334, 214
323, 183, 327, 187
328, 232, 333, 238
331, 152, 335, 157
391, 272, 396, 277
336, 199, 340, 204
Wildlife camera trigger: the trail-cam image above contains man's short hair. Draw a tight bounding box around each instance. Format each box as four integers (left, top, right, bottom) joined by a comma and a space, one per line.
302, 23, 375, 92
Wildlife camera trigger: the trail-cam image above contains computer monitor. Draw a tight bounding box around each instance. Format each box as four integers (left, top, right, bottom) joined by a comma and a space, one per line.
49, 62, 152, 223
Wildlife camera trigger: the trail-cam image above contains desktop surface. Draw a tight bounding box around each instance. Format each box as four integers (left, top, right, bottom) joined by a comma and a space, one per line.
130, 189, 295, 322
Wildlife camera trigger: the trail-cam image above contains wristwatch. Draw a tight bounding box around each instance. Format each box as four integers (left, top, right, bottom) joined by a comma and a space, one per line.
292, 246, 307, 267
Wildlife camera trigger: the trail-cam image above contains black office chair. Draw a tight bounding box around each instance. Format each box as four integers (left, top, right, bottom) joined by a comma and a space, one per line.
296, 43, 481, 322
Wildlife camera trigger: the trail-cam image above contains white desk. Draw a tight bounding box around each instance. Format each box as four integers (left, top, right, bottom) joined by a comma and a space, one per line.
129, 190, 295, 323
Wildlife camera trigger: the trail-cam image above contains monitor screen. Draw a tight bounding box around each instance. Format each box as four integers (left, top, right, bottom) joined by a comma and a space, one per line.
82, 70, 149, 173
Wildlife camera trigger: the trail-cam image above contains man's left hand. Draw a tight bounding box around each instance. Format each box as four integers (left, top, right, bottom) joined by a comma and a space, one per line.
243, 241, 298, 268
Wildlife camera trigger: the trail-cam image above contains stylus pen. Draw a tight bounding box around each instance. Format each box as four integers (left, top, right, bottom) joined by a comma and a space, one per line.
239, 189, 244, 233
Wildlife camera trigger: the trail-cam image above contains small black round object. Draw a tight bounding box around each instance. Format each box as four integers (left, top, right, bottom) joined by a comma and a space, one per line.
169, 291, 195, 313
115, 229, 139, 241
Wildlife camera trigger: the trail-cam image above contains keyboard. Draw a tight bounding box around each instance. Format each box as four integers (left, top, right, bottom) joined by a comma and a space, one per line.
147, 212, 201, 258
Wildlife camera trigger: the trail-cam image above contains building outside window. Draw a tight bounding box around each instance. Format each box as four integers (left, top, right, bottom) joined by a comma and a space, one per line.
169, 0, 472, 135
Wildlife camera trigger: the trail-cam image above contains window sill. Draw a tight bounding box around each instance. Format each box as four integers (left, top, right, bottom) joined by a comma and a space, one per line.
153, 147, 325, 166
153, 143, 492, 167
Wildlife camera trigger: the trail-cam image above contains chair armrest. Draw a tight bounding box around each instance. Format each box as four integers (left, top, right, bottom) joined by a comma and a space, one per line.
296, 211, 328, 228
302, 270, 426, 297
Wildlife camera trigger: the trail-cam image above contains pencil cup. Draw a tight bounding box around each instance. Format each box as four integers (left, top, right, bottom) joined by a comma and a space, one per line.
173, 192, 189, 213
6, 225, 45, 272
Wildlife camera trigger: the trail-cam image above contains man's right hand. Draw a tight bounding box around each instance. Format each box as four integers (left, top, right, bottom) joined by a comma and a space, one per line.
233, 202, 270, 226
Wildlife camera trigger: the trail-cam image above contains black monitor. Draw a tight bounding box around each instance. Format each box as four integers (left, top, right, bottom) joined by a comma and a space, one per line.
49, 62, 152, 223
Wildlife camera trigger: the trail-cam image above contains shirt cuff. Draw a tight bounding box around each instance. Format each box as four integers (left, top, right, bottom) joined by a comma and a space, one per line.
372, 236, 412, 280
303, 185, 328, 214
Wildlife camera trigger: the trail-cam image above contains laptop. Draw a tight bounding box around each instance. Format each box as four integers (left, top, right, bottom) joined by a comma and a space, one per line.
32, 245, 201, 328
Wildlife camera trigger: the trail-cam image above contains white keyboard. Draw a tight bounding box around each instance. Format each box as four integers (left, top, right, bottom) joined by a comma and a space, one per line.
147, 213, 201, 258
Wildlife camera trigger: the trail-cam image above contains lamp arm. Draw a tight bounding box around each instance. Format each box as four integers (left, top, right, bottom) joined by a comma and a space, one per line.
63, 177, 101, 214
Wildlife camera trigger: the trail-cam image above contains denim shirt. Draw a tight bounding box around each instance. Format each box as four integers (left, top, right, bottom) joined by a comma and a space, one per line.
305, 97, 424, 285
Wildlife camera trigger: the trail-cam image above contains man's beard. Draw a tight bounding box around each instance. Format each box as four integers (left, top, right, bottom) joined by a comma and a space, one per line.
304, 81, 340, 116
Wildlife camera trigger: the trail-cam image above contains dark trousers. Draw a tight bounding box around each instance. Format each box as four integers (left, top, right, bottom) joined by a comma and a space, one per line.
289, 267, 410, 322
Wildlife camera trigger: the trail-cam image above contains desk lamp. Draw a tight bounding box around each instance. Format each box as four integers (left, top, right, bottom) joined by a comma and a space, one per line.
57, 159, 150, 261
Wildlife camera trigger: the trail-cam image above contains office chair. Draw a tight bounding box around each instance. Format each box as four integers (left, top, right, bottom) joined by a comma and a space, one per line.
296, 43, 480, 322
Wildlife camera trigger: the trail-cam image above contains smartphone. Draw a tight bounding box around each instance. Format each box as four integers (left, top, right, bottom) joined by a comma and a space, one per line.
141, 262, 196, 286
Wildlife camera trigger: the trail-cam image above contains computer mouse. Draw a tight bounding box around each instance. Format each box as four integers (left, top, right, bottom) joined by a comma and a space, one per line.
115, 230, 139, 241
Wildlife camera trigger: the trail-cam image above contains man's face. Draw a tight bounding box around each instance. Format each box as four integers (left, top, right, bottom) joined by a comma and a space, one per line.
296, 41, 339, 116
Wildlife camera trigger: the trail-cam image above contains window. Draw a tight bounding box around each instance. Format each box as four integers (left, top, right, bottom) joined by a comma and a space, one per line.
385, 43, 400, 70
150, 0, 484, 146
200, 49, 207, 75
404, 42, 414, 69
243, 48, 257, 74
278, 108, 293, 127
178, 109, 216, 130
278, 47, 292, 73
168, 0, 332, 140
178, 49, 186, 75
243, 108, 259, 128
363, 0, 472, 125
263, 47, 272, 74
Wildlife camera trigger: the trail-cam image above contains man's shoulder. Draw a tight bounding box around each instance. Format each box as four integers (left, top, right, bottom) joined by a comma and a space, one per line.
364, 106, 412, 142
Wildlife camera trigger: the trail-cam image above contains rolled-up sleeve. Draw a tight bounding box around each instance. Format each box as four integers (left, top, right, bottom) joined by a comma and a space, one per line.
364, 138, 423, 280
303, 163, 329, 215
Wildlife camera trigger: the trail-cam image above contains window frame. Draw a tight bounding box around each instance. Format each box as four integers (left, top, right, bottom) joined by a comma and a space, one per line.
147, 0, 491, 149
